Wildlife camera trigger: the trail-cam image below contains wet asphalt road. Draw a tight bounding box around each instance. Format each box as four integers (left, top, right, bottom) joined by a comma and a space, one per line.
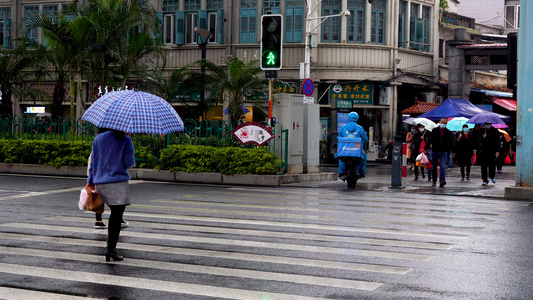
0, 171, 532, 299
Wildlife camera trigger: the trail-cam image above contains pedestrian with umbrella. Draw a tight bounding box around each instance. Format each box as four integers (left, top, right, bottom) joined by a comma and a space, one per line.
83, 90, 184, 262
411, 123, 430, 181
468, 114, 502, 186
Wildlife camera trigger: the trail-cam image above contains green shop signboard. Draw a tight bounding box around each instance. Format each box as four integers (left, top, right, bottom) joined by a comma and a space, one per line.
330, 82, 373, 107
245, 82, 297, 101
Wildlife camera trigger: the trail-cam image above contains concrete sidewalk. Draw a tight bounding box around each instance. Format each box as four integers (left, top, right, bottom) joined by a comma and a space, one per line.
285, 162, 528, 200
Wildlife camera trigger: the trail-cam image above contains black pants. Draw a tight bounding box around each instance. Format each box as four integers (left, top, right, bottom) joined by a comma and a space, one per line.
107, 205, 126, 250
495, 151, 507, 171
480, 154, 496, 182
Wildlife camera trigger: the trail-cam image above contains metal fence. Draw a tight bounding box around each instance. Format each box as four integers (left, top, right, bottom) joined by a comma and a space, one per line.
0, 114, 288, 173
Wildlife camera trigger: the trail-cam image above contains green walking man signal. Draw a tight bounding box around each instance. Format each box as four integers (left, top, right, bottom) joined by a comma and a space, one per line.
260, 14, 283, 70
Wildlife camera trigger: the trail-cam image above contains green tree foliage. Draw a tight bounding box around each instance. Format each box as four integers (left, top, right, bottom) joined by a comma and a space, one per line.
197, 57, 268, 123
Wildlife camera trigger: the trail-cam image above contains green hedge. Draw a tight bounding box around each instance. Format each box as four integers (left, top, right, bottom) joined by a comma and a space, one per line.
0, 140, 279, 174
159, 145, 279, 175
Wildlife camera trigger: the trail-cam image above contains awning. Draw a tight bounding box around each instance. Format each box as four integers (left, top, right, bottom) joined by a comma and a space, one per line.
492, 99, 517, 111
401, 100, 440, 114
471, 89, 513, 98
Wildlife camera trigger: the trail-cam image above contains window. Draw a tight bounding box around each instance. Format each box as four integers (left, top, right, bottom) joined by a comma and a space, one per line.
0, 7, 11, 48
409, 4, 431, 52
207, 12, 217, 43
263, 0, 281, 14
505, 5, 520, 29
240, 0, 257, 44
322, 0, 341, 43
0, 20, 3, 47
42, 5, 58, 18
370, 0, 386, 45
163, 14, 175, 44
439, 39, 444, 58
285, 0, 303, 43
347, 0, 365, 44
184, 0, 201, 11
185, 12, 197, 44
24, 6, 39, 42
398, 0, 407, 48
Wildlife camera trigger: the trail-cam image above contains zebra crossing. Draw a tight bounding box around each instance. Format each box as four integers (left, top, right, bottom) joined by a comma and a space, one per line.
0, 183, 528, 299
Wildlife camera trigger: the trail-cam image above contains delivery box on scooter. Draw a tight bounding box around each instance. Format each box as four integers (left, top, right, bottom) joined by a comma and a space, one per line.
337, 137, 362, 158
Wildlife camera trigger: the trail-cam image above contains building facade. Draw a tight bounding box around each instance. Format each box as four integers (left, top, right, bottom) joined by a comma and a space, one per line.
0, 0, 440, 160
458, 0, 520, 35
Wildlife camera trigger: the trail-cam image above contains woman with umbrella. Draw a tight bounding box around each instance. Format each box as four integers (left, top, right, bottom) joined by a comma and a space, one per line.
83, 90, 184, 261
472, 121, 501, 185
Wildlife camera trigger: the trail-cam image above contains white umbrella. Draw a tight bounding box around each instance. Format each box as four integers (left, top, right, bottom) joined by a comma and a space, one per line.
413, 117, 438, 130
403, 117, 416, 125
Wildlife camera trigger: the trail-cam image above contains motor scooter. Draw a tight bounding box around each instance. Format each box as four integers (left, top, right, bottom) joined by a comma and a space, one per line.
337, 136, 363, 189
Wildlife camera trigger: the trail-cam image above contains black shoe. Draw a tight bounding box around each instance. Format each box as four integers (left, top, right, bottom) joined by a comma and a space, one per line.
94, 222, 107, 229
421, 173, 425, 179
461, 177, 465, 182
466, 176, 470, 180
121, 221, 129, 228
432, 181, 437, 187
414, 177, 419, 181
105, 249, 124, 262
440, 181, 446, 188
339, 173, 346, 181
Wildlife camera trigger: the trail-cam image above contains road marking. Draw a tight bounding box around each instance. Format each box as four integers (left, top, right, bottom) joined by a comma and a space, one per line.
0, 263, 329, 300
155, 197, 510, 217
0, 246, 383, 291
53, 215, 455, 250
0, 286, 99, 300
0, 181, 143, 201
124, 207, 470, 239
226, 187, 530, 207
0, 232, 411, 274
207, 191, 526, 212
1, 223, 436, 261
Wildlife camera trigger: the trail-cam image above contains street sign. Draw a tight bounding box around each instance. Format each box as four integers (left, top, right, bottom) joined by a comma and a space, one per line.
231, 122, 275, 147
302, 78, 315, 96
304, 96, 314, 104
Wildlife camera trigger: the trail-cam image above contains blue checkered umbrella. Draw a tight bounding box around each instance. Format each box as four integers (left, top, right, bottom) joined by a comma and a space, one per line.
81, 90, 184, 134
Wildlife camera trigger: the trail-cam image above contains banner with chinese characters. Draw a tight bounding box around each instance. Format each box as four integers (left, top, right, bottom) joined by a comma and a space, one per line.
330, 82, 373, 106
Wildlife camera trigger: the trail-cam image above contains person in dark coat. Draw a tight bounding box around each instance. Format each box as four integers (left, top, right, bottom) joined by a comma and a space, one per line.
411, 124, 430, 180
424, 117, 454, 187
475, 122, 501, 185
495, 132, 510, 173
455, 124, 476, 181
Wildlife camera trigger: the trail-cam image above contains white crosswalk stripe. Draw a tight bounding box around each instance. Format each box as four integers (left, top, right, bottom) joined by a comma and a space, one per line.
0, 184, 526, 299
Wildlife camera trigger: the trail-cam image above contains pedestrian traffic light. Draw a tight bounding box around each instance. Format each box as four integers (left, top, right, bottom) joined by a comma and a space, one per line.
261, 14, 283, 70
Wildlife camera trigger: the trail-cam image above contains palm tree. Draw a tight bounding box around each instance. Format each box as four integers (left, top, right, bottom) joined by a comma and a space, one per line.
75, 0, 162, 89
0, 46, 42, 116
25, 10, 94, 117
198, 56, 267, 123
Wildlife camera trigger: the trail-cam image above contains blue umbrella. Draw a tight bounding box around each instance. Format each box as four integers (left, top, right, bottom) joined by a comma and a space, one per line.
223, 105, 250, 115
446, 117, 474, 132
82, 90, 184, 134
466, 113, 506, 125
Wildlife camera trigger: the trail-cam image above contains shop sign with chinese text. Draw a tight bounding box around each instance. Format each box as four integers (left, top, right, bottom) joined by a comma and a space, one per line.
329, 82, 373, 106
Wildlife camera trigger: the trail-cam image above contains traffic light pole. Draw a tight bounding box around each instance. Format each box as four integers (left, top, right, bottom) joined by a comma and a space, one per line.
303, 0, 350, 80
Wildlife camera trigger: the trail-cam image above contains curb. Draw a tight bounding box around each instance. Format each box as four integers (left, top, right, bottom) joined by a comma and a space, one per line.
0, 163, 337, 187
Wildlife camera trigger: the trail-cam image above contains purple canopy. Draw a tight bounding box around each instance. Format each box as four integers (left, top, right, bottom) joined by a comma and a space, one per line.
417, 98, 511, 122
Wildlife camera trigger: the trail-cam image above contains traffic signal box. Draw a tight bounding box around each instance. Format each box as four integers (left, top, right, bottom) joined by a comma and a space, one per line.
261, 15, 283, 70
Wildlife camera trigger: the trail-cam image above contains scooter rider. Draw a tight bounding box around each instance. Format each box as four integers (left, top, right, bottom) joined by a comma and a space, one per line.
338, 112, 368, 179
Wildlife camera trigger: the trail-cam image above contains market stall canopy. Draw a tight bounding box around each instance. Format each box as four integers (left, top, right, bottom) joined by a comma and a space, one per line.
417, 98, 511, 122
491, 99, 517, 111
401, 100, 440, 114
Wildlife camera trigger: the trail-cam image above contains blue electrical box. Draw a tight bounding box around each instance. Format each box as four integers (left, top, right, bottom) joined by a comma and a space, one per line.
337, 137, 362, 158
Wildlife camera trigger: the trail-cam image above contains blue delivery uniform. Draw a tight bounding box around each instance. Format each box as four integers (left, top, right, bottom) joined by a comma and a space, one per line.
338, 112, 368, 176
